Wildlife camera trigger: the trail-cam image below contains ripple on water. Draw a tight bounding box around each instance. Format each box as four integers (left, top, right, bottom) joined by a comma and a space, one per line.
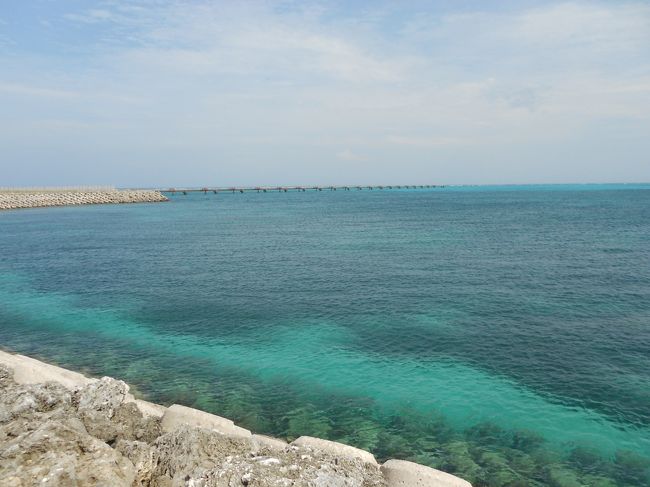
1, 186, 650, 486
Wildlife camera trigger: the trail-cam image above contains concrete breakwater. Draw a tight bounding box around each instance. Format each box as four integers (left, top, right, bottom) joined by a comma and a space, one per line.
0, 350, 471, 487
0, 189, 168, 210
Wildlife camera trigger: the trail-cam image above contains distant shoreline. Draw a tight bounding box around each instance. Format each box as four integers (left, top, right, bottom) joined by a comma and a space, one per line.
2, 183, 647, 211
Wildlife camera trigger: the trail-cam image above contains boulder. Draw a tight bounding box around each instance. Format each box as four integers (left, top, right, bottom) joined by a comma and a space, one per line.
116, 440, 158, 486
1, 381, 72, 422
76, 376, 130, 418
185, 435, 386, 487
0, 415, 136, 486
0, 354, 471, 487
152, 424, 254, 484
75, 377, 160, 443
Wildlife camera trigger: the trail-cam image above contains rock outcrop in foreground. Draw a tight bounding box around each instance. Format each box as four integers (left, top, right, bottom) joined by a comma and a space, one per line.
0, 350, 471, 487
0, 190, 167, 210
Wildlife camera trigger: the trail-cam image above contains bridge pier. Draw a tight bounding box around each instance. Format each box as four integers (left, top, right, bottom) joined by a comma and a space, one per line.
160, 185, 441, 195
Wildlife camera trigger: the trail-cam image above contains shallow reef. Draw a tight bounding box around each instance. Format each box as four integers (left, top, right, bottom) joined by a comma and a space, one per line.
31, 346, 647, 487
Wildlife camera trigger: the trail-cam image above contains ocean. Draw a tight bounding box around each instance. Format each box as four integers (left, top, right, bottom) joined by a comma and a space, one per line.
1, 184, 649, 486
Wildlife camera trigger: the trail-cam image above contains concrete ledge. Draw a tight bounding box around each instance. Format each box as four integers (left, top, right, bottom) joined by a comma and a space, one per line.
0, 350, 472, 486
133, 399, 167, 419
381, 459, 472, 487
161, 404, 252, 439
291, 436, 377, 465
252, 434, 289, 451
0, 350, 95, 390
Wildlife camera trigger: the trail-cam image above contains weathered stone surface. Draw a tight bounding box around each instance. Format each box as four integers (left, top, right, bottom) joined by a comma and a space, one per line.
381, 459, 473, 487
185, 438, 386, 487
152, 424, 254, 484
0, 353, 469, 487
292, 436, 378, 465
76, 376, 130, 418
1, 382, 71, 422
116, 440, 158, 486
0, 410, 136, 486
75, 378, 161, 444
161, 403, 252, 438
75, 376, 130, 442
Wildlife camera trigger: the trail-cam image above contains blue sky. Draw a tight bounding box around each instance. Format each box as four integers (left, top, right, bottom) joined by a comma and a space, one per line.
1, 1, 649, 187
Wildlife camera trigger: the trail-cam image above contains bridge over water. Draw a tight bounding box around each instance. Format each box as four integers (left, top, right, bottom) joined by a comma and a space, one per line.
161, 185, 443, 195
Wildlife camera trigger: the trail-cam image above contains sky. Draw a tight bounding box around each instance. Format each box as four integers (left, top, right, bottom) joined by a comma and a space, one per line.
0, 1, 649, 187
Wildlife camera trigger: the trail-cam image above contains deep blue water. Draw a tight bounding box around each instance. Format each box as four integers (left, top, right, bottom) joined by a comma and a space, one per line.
1, 184, 649, 486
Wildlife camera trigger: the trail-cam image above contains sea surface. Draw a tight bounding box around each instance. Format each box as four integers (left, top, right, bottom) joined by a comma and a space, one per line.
1, 184, 649, 486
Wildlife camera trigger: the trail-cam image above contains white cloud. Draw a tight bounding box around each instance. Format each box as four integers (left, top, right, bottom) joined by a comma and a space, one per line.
0, 83, 79, 99
1, 1, 649, 185
513, 2, 650, 50
386, 136, 467, 148
102, 5, 409, 83
336, 149, 367, 161
64, 9, 116, 24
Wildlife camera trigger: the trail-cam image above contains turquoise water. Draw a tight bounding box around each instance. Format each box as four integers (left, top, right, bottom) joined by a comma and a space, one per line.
1, 184, 649, 486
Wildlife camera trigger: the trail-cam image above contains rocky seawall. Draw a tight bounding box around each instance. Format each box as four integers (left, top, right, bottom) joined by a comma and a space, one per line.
0, 190, 168, 210
0, 350, 471, 487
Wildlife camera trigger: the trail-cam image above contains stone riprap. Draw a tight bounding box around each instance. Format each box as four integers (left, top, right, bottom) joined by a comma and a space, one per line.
0, 189, 167, 210
0, 350, 472, 487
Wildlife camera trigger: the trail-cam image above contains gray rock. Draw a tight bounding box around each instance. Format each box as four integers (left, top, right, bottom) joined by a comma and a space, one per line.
0, 353, 468, 487
73, 377, 161, 444
0, 414, 136, 486
0, 363, 11, 382
152, 425, 254, 484
76, 376, 130, 419
190, 444, 386, 487
0, 377, 72, 425
116, 439, 158, 486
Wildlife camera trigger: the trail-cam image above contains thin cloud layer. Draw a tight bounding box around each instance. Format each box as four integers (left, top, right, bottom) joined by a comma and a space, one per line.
0, 1, 648, 186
